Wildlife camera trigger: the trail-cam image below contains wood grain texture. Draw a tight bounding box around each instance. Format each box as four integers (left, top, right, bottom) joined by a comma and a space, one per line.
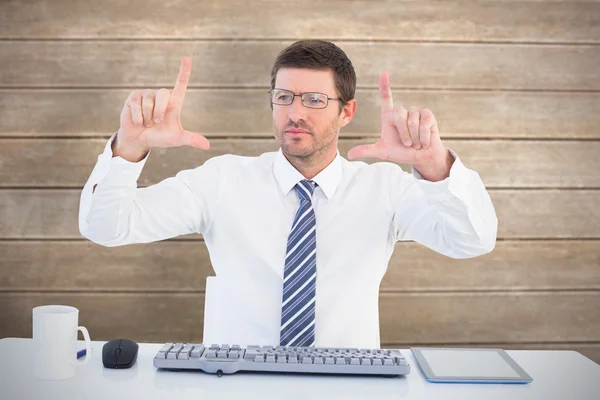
2, 41, 598, 91
1, 90, 598, 138
1, 1, 598, 43
1, 139, 598, 188
1, 241, 599, 292
1, 189, 598, 239
1, 292, 598, 343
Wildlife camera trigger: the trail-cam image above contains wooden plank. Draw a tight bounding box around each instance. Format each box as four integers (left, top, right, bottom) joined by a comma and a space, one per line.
1, 241, 599, 292
1, 90, 599, 139
379, 342, 600, 365
2, 41, 598, 91
1, 292, 598, 343
1, 1, 598, 43
2, 139, 599, 188
0, 293, 204, 343
379, 292, 600, 343
1, 189, 599, 239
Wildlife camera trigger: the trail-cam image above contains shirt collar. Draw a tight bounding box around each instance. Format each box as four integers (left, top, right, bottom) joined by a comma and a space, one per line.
273, 148, 342, 199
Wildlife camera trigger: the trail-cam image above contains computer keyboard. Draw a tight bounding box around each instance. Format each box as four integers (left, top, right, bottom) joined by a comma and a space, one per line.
153, 343, 411, 377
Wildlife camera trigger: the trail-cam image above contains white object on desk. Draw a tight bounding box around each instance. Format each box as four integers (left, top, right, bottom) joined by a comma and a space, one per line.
32, 305, 92, 380
1, 338, 599, 400
411, 347, 532, 383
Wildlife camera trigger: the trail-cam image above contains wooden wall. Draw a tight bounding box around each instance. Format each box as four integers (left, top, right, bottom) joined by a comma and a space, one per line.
1, 0, 599, 363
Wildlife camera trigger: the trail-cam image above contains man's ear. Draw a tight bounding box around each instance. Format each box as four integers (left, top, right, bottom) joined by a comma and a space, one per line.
339, 98, 357, 128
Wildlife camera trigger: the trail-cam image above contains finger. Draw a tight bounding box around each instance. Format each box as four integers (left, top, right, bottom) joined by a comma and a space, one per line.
142, 89, 155, 127
393, 107, 412, 147
420, 108, 436, 149
126, 91, 144, 127
181, 130, 210, 150
153, 88, 170, 123
347, 143, 385, 160
379, 71, 394, 115
407, 107, 421, 149
171, 56, 191, 109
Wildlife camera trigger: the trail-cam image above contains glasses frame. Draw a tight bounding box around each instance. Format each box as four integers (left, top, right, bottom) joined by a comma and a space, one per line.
268, 88, 343, 109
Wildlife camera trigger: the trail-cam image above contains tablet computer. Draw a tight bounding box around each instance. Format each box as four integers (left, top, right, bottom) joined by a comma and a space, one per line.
410, 347, 533, 384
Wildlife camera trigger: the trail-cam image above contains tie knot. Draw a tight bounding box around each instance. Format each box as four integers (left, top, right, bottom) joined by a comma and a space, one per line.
295, 179, 317, 201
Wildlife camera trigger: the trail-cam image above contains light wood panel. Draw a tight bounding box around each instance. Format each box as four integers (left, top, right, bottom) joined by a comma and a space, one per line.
379, 342, 600, 366
1, 90, 599, 138
1, 292, 598, 343
1, 139, 598, 188
1, 189, 598, 239
1, 241, 599, 292
2, 41, 598, 91
1, 0, 598, 43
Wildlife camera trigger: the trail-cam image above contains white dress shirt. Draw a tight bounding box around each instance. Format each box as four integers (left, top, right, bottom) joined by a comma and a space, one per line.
79, 133, 497, 349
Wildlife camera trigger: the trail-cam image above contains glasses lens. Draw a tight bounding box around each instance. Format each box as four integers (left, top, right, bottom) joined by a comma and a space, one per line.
302, 93, 327, 109
271, 89, 293, 105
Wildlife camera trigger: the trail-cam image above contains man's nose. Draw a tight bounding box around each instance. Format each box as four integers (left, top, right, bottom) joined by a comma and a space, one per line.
287, 95, 308, 122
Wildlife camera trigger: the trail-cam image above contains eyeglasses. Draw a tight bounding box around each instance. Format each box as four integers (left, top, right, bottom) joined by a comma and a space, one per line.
268, 88, 343, 109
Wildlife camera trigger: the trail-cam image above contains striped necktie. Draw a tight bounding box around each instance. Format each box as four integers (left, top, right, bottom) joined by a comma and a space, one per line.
279, 179, 318, 347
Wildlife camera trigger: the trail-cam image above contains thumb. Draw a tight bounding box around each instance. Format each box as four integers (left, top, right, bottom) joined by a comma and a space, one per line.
181, 130, 210, 150
347, 143, 381, 160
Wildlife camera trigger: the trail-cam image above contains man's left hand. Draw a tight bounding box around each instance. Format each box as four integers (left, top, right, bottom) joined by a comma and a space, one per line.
347, 72, 450, 172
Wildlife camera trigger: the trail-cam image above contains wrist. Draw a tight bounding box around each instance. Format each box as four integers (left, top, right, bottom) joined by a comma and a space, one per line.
413, 149, 454, 182
112, 132, 149, 163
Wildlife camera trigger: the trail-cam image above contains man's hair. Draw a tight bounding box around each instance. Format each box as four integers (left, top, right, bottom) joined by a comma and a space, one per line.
270, 40, 356, 114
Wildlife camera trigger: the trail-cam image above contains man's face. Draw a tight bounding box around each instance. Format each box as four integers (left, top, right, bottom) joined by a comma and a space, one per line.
272, 68, 346, 159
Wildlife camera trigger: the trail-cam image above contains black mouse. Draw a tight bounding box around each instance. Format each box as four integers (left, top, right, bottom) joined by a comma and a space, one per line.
102, 338, 139, 369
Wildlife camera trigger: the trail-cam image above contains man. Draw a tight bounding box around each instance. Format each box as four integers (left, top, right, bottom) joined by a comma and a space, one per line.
79, 40, 497, 349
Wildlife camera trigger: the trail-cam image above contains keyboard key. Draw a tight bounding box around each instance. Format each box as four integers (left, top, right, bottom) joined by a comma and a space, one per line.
254, 355, 264, 363
220, 345, 230, 351
350, 358, 360, 365
372, 358, 383, 366
209, 344, 220, 350
335, 357, 345, 365
172, 343, 184, 353
314, 357, 324, 364
228, 351, 240, 359
302, 357, 313, 364
159, 343, 173, 353
288, 355, 298, 363
266, 355, 276, 363
205, 350, 217, 359
360, 358, 371, 365
231, 344, 241, 351
325, 357, 334, 365
167, 351, 178, 360
190, 346, 205, 358
217, 350, 228, 358
277, 355, 287, 363
383, 359, 394, 366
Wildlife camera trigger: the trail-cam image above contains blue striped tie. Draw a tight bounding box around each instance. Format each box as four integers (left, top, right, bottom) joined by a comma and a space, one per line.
279, 179, 318, 347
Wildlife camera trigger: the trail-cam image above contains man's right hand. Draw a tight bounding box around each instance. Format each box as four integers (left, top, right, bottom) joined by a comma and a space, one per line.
113, 56, 210, 162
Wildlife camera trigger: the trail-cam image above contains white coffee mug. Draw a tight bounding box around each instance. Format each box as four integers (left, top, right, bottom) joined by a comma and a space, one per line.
32, 305, 92, 380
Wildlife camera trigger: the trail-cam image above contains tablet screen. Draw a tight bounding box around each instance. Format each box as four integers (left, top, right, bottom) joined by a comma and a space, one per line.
420, 349, 521, 378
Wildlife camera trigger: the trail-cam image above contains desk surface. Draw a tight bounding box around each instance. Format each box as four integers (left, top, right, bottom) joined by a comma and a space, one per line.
1, 338, 599, 400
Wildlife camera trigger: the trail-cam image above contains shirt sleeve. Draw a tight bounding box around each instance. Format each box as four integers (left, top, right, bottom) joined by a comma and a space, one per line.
78, 132, 219, 246
390, 148, 498, 259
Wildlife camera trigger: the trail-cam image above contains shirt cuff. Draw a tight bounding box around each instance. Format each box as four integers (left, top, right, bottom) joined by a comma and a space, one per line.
98, 132, 151, 186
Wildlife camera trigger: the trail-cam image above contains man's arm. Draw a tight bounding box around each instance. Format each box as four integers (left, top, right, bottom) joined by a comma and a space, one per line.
79, 132, 218, 246
390, 148, 498, 259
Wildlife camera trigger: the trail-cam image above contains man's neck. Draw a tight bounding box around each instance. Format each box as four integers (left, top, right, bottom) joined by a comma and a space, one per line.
284, 148, 337, 180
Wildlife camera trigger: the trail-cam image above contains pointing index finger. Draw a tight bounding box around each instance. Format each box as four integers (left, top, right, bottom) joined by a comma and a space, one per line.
379, 71, 394, 114
172, 56, 191, 104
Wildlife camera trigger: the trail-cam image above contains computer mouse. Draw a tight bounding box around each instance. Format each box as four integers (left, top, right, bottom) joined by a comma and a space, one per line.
102, 338, 139, 369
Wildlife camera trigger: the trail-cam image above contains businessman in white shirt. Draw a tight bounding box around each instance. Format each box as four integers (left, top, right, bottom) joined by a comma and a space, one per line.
79, 40, 498, 349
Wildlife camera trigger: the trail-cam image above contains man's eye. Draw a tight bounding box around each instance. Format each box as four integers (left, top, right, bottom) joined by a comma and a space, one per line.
278, 95, 292, 101
309, 97, 323, 104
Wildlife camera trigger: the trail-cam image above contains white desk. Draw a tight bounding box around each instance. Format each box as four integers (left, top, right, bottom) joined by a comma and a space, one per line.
1, 338, 599, 400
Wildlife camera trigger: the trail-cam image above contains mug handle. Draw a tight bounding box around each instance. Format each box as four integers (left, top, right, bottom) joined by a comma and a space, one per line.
74, 326, 92, 366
